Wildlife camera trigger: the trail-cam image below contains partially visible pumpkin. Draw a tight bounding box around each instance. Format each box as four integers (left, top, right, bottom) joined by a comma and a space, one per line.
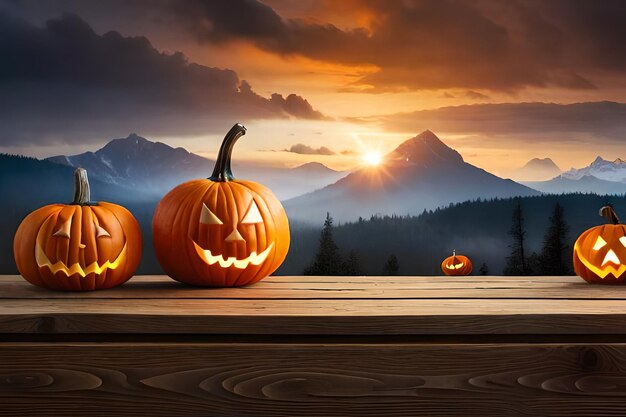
574, 205, 626, 284
152, 123, 290, 287
13, 168, 142, 291
441, 251, 473, 276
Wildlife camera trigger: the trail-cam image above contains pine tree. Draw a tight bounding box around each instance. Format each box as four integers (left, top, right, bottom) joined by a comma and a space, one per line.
342, 250, 361, 276
504, 200, 530, 275
539, 202, 573, 275
478, 262, 489, 275
303, 212, 343, 275
383, 254, 399, 275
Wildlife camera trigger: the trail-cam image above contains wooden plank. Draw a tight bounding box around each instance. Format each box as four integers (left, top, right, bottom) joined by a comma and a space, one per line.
4, 298, 626, 335
3, 275, 622, 301
2, 342, 626, 417
0, 275, 583, 284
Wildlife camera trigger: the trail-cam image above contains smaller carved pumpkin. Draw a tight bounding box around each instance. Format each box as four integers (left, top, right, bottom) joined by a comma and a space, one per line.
441, 250, 473, 276
13, 168, 142, 291
574, 205, 626, 284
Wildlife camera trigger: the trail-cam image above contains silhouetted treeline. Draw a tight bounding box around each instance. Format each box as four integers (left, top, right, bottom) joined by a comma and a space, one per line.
281, 194, 626, 275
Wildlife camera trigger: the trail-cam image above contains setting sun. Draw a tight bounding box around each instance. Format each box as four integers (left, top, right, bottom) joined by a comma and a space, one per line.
363, 151, 382, 166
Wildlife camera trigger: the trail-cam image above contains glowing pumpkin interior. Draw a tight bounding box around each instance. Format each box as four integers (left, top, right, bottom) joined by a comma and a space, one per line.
191, 198, 274, 269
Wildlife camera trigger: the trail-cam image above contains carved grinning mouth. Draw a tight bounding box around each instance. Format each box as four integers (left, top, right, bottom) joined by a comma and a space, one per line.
35, 242, 127, 277
445, 262, 465, 270
192, 241, 273, 269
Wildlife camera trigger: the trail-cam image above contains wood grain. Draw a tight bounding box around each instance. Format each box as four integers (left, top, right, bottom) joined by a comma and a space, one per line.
3, 343, 626, 416
2, 275, 626, 300
3, 275, 626, 335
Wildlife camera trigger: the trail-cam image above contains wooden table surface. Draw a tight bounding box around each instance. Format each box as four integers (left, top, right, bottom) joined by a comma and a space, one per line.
3, 274, 626, 416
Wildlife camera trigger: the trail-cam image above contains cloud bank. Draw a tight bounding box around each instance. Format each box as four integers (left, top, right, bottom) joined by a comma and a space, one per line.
367, 101, 626, 142
0, 12, 326, 146
169, 0, 626, 93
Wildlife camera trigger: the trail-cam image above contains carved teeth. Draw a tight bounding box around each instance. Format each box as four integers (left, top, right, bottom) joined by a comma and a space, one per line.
193, 241, 273, 269
35, 243, 127, 277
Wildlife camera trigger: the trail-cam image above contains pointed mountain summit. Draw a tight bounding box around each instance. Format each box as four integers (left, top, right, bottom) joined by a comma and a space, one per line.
47, 134, 212, 194
284, 130, 539, 223
388, 130, 464, 167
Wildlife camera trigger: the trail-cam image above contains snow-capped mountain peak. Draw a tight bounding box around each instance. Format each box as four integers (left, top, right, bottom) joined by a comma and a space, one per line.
562, 156, 626, 182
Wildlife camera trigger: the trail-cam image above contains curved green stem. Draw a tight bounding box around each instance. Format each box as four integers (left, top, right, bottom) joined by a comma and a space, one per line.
209, 123, 247, 182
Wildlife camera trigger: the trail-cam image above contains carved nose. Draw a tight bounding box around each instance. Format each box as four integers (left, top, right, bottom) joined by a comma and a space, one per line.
225, 229, 244, 242
79, 243, 86, 249
602, 249, 620, 266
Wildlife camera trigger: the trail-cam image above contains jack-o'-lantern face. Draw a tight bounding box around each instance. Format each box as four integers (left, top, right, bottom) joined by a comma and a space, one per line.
191, 194, 273, 269
441, 252, 472, 276
34, 206, 128, 277
444, 260, 465, 270
574, 224, 626, 281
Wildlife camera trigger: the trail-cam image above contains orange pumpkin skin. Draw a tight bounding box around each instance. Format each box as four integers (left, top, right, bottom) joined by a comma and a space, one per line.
574, 207, 626, 284
13, 170, 142, 291
441, 253, 473, 276
152, 124, 290, 287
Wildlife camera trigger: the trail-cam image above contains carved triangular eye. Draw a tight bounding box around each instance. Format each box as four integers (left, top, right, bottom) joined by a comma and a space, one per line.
200, 203, 223, 225
593, 236, 607, 251
96, 224, 111, 238
620, 236, 626, 248
53, 219, 71, 238
242, 201, 263, 224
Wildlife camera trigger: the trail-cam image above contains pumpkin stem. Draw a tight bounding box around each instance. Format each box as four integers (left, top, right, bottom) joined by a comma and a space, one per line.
600, 205, 620, 224
453, 249, 456, 256
72, 168, 91, 205
209, 123, 247, 182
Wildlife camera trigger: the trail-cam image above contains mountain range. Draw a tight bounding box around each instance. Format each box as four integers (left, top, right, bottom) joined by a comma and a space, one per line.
47, 134, 347, 200
284, 130, 540, 223
524, 156, 626, 195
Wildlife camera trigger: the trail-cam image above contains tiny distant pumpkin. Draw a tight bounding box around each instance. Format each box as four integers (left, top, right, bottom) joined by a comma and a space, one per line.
13, 168, 142, 291
441, 250, 473, 276
574, 206, 626, 284
152, 124, 290, 287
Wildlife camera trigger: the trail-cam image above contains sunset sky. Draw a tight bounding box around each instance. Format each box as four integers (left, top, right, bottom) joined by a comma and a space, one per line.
2, 0, 626, 177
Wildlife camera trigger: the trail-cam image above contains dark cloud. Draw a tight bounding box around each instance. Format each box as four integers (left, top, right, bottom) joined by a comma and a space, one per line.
0, 11, 326, 146
167, 0, 626, 92
269, 93, 330, 120
285, 144, 335, 155
464, 91, 490, 100
367, 101, 626, 141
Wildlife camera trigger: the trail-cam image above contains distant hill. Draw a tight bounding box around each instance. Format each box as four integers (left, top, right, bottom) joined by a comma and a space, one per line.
524, 175, 626, 195
284, 130, 540, 223
47, 134, 346, 200
512, 157, 561, 181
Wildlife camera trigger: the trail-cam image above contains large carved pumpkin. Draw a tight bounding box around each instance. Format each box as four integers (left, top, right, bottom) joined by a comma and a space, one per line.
441, 251, 473, 276
574, 206, 626, 284
13, 168, 142, 291
152, 124, 290, 287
